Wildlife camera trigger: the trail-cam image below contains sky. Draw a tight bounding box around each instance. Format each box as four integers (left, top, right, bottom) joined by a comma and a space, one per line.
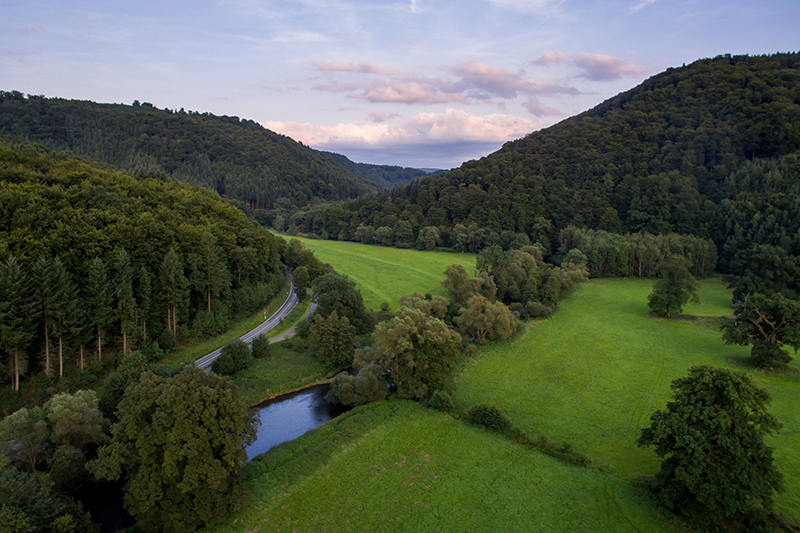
2, 1, 798, 169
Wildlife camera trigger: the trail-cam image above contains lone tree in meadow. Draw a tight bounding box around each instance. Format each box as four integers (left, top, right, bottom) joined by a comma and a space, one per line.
723, 292, 800, 368
638, 366, 783, 528
647, 256, 699, 318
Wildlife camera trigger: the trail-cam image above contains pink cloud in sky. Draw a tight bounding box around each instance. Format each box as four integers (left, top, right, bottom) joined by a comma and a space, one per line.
522, 96, 562, 116
531, 51, 567, 66
352, 80, 471, 105
571, 52, 644, 81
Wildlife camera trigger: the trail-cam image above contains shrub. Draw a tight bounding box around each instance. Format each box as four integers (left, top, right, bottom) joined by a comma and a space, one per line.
427, 390, 454, 411
250, 334, 271, 359
467, 405, 510, 432
211, 340, 252, 376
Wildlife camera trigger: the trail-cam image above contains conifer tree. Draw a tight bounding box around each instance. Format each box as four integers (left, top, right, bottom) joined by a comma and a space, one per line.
114, 249, 138, 356
136, 265, 152, 342
87, 257, 113, 361
160, 248, 189, 337
31, 255, 61, 376
0, 256, 37, 390
50, 257, 78, 377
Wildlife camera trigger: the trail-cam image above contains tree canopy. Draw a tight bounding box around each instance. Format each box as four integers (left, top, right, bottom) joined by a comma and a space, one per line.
638, 365, 783, 527
89, 366, 256, 533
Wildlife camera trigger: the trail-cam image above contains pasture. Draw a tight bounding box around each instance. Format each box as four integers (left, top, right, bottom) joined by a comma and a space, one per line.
203, 275, 800, 531
454, 278, 800, 518
290, 237, 477, 311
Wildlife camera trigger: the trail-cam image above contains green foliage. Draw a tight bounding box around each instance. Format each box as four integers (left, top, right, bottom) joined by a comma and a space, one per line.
0, 468, 97, 533
723, 292, 800, 367
308, 311, 356, 369
467, 405, 511, 432
250, 334, 271, 359
725, 244, 800, 301
325, 370, 388, 406
291, 54, 800, 272
312, 270, 372, 334
89, 366, 255, 533
638, 365, 783, 527
367, 305, 462, 400
212, 339, 252, 376
0, 96, 406, 214
0, 256, 36, 390
0, 138, 282, 384
647, 256, 700, 318
454, 295, 520, 344
0, 406, 48, 473
426, 389, 454, 411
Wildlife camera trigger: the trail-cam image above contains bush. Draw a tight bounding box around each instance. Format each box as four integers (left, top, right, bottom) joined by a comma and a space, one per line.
250, 334, 271, 359
157, 329, 177, 353
467, 405, 511, 432
211, 340, 252, 376
427, 390, 454, 411
326, 371, 388, 406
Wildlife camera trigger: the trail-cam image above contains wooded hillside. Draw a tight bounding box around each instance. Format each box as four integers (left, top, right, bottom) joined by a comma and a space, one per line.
291, 53, 800, 271
0, 92, 421, 213
0, 137, 283, 388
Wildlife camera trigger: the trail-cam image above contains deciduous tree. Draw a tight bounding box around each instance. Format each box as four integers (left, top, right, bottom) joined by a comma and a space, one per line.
309, 310, 356, 368
638, 366, 783, 527
647, 256, 699, 318
89, 366, 255, 533
723, 292, 800, 367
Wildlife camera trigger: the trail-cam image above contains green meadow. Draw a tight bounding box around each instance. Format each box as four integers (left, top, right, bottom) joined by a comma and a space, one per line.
203, 273, 799, 531
454, 278, 800, 519
290, 237, 477, 310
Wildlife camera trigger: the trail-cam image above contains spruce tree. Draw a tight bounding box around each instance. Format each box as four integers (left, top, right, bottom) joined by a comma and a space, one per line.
0, 256, 37, 390
87, 257, 113, 361
114, 249, 138, 356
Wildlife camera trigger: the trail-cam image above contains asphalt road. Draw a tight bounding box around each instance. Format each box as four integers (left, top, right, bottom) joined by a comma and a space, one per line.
195, 275, 306, 369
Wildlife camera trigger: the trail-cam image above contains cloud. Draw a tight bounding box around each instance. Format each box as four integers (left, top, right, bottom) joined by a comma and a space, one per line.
631, 0, 657, 12
571, 52, 644, 81
313, 60, 404, 75
20, 24, 44, 33
312, 81, 362, 92
452, 60, 578, 98
353, 80, 471, 104
486, 0, 565, 13
522, 96, 562, 116
369, 111, 399, 123
531, 51, 566, 66
263, 108, 539, 148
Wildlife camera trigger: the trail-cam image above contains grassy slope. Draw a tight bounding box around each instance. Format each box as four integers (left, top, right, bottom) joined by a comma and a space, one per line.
205, 276, 800, 532
208, 401, 679, 533
455, 278, 800, 518
291, 238, 477, 311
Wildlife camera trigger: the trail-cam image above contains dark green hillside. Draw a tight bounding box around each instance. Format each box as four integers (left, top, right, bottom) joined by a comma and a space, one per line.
0, 137, 282, 389
320, 151, 431, 189
295, 53, 800, 268
0, 92, 413, 212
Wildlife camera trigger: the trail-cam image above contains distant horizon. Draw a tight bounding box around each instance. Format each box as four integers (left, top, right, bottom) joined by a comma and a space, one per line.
3, 0, 798, 167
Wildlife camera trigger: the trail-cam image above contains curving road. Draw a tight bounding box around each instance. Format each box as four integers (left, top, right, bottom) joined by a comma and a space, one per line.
195, 274, 311, 369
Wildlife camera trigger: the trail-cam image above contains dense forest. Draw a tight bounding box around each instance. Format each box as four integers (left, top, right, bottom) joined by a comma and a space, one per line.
0, 92, 425, 214
0, 137, 283, 390
286, 53, 800, 272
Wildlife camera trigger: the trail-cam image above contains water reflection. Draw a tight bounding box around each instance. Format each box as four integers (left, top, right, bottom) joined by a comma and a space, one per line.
245, 384, 349, 460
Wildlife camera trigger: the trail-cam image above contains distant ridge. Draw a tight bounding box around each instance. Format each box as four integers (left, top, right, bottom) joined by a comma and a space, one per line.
0, 92, 423, 216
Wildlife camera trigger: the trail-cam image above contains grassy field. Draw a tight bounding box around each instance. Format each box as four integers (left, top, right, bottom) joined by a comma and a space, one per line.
200, 275, 800, 532
290, 237, 477, 311
454, 278, 800, 519
206, 400, 681, 533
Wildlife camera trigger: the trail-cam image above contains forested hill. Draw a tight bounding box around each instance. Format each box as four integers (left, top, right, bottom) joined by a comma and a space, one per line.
294, 53, 800, 270
0, 137, 284, 378
0, 92, 419, 212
